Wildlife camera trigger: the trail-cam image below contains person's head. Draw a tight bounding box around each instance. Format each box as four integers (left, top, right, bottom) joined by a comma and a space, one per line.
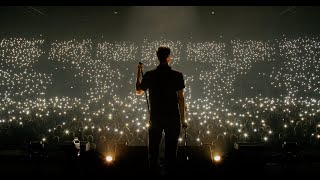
156, 46, 171, 64
88, 135, 94, 143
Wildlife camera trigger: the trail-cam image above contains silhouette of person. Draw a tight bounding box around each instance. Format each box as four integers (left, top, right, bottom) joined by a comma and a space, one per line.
136, 46, 188, 175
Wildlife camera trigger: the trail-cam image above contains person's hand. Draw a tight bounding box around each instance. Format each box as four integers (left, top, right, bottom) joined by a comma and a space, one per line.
137, 63, 143, 72
136, 63, 143, 85
182, 120, 189, 129
148, 120, 151, 128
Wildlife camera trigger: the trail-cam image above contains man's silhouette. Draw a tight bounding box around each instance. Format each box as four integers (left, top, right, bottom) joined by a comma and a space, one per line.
136, 46, 188, 175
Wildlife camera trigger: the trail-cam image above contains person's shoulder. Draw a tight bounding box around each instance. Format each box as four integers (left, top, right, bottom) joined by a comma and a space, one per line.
170, 68, 183, 76
145, 68, 158, 75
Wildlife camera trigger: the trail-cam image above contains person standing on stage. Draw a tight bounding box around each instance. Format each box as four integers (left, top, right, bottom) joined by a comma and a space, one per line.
136, 46, 188, 175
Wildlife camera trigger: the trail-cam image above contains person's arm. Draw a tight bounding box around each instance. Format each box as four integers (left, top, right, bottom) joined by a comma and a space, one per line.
136, 64, 144, 95
177, 89, 188, 128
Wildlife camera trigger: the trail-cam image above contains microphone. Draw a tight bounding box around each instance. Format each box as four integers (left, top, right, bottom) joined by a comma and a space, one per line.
138, 62, 144, 75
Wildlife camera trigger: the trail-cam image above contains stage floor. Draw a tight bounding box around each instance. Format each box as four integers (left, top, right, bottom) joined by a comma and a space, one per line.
1, 148, 320, 178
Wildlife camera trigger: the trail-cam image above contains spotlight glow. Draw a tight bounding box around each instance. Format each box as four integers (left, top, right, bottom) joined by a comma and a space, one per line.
213, 155, 221, 162
106, 155, 113, 162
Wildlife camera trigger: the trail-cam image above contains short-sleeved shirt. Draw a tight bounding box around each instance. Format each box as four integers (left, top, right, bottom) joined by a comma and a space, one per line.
141, 64, 185, 122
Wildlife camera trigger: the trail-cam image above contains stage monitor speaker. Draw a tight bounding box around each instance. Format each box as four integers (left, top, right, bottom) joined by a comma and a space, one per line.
234, 142, 264, 151
232, 142, 265, 167
282, 141, 299, 153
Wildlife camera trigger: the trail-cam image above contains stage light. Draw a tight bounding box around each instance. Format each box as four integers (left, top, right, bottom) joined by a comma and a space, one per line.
213, 155, 221, 162
106, 155, 113, 162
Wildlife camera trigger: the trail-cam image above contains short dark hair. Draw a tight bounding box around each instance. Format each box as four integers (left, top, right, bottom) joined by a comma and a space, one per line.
156, 46, 171, 62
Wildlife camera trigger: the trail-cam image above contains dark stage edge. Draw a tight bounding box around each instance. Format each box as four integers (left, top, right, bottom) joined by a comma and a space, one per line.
1, 148, 320, 178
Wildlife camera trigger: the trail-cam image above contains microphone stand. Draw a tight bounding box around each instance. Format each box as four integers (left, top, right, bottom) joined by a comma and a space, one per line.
140, 68, 150, 115
137, 63, 151, 146
184, 126, 189, 161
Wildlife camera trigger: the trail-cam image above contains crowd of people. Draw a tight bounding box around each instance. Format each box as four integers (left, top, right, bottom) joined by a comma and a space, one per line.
1, 35, 320, 154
